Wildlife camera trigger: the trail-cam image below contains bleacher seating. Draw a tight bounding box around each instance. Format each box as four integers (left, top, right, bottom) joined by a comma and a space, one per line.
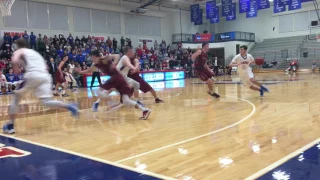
249, 35, 305, 65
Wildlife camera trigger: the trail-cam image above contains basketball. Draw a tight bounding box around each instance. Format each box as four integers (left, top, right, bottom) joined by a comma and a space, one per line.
255, 57, 264, 65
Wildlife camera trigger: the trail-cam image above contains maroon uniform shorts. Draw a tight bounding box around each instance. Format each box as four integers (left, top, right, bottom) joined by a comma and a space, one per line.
100, 74, 132, 95
195, 69, 214, 82
56, 70, 66, 83
128, 74, 152, 93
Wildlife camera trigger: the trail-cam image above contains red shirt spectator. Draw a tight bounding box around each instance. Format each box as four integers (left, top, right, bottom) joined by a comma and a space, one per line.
178, 41, 182, 49
151, 53, 157, 61
0, 60, 6, 69
106, 37, 112, 48
136, 47, 143, 58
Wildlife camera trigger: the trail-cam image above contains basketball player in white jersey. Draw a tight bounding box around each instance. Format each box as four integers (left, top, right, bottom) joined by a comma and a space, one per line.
91, 47, 143, 112
116, 48, 144, 105
3, 39, 79, 134
229, 45, 270, 97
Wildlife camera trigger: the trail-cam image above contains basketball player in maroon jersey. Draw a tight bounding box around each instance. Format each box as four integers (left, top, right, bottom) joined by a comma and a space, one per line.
78, 49, 151, 120
128, 57, 164, 103
191, 43, 220, 98
54, 55, 69, 97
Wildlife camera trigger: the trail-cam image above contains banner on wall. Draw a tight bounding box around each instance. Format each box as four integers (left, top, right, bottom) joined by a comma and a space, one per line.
206, 1, 216, 19
301, 0, 313, 2
138, 38, 153, 47
193, 34, 215, 42
1, 30, 24, 38
210, 7, 220, 24
222, 0, 232, 17
289, 0, 301, 10
226, 3, 236, 21
93, 36, 105, 41
257, 0, 270, 10
246, 0, 258, 18
274, 0, 286, 13
239, 0, 250, 13
190, 4, 199, 22
218, 32, 236, 41
280, 0, 291, 5
194, 9, 203, 25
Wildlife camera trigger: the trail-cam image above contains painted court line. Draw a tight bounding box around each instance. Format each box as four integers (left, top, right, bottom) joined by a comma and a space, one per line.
245, 138, 320, 180
116, 95, 256, 163
0, 133, 177, 180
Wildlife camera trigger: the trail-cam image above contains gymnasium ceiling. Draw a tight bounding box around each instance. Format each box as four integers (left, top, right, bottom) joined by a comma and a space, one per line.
122, 0, 194, 10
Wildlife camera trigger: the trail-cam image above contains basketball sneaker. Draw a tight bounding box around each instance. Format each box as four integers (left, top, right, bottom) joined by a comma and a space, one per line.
3, 123, 15, 134
92, 102, 99, 112
155, 98, 164, 103
261, 85, 270, 93
260, 87, 265, 97
208, 92, 220, 98
68, 103, 79, 119
140, 109, 151, 120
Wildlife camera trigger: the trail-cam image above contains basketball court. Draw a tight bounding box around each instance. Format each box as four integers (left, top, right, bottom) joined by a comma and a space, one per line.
0, 72, 319, 179
0, 0, 320, 179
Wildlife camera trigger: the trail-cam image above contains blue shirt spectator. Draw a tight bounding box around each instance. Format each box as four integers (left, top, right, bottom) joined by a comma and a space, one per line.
68, 34, 74, 45
56, 48, 64, 58
4, 33, 12, 45
78, 54, 85, 64
15, 73, 24, 82
23, 31, 29, 42
6, 72, 15, 83
12, 33, 20, 42
30, 32, 36, 43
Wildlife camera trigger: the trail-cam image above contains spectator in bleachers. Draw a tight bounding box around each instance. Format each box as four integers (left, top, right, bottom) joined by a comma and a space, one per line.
2, 40, 11, 51
38, 34, 45, 56
4, 33, 12, 45
81, 36, 87, 44
48, 57, 57, 85
57, 46, 64, 59
0, 69, 7, 93
30, 32, 36, 49
154, 40, 158, 50
11, 40, 17, 52
120, 36, 125, 50
23, 31, 29, 43
160, 41, 166, 55
75, 36, 80, 45
127, 38, 132, 47
43, 35, 49, 44
68, 33, 74, 47
6, 68, 15, 92
12, 33, 20, 42
106, 37, 112, 48
113, 38, 117, 51
60, 35, 67, 46
52, 35, 58, 45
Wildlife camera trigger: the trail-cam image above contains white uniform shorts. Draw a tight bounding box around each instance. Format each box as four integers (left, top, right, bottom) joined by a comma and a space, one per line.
14, 72, 53, 98
123, 76, 140, 91
239, 69, 254, 87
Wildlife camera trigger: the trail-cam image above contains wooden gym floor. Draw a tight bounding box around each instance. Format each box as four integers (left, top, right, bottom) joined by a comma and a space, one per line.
1, 72, 320, 179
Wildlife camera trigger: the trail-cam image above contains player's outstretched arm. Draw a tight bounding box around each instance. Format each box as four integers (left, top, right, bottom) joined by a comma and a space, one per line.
78, 66, 95, 75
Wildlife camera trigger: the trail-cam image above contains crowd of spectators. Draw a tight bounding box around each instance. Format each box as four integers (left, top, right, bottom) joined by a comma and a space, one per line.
0, 30, 229, 92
